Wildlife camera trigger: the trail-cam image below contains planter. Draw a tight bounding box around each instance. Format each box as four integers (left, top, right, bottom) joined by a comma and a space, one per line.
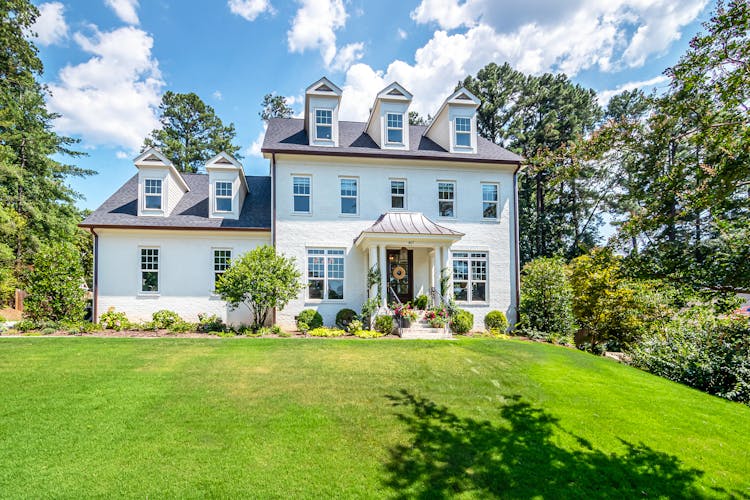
399, 317, 411, 329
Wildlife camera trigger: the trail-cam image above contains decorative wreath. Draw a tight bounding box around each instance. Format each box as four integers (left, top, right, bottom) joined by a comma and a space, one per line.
392, 266, 406, 280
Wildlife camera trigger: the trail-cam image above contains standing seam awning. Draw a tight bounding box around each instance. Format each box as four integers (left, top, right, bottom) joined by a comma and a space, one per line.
354, 212, 463, 247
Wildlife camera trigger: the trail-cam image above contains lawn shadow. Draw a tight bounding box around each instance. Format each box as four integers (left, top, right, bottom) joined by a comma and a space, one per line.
383, 390, 723, 499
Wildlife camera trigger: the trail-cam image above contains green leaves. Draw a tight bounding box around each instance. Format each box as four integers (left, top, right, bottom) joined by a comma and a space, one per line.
24, 242, 86, 322
259, 93, 293, 121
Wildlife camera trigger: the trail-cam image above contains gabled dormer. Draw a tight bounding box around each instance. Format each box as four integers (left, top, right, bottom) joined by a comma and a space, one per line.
365, 82, 413, 151
303, 77, 342, 147
134, 147, 189, 217
424, 87, 480, 154
205, 152, 248, 220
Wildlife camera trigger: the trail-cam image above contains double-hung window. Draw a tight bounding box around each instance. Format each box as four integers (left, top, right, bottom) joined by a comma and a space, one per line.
438, 181, 455, 217
315, 109, 332, 140
390, 180, 406, 209
293, 176, 311, 213
307, 248, 345, 300
213, 249, 231, 292
452, 251, 487, 302
482, 183, 499, 219
140, 248, 159, 293
144, 179, 162, 210
455, 117, 471, 147
340, 177, 358, 215
386, 113, 403, 144
215, 181, 233, 212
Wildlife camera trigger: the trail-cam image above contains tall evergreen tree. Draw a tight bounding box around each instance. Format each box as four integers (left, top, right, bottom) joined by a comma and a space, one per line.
143, 91, 241, 173
259, 93, 293, 121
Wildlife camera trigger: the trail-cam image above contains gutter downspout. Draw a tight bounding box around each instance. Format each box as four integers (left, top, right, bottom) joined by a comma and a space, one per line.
271, 153, 277, 326
89, 227, 99, 323
513, 162, 523, 327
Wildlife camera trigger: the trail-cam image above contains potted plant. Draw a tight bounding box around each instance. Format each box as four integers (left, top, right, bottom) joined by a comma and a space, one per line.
425, 306, 448, 329
392, 303, 418, 328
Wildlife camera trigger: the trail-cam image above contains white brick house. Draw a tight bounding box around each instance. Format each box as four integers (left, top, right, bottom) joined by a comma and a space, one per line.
81, 77, 522, 331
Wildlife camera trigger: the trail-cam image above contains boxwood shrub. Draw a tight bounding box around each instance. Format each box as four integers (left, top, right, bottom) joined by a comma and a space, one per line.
297, 309, 323, 330
484, 310, 509, 332
450, 309, 474, 334
335, 308, 359, 330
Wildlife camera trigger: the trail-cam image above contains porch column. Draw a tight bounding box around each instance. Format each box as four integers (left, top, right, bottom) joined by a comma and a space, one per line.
379, 244, 388, 308
433, 245, 442, 300
442, 245, 452, 300
368, 245, 377, 299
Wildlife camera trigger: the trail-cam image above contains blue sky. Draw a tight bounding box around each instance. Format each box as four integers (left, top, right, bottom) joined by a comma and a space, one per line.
30, 0, 715, 210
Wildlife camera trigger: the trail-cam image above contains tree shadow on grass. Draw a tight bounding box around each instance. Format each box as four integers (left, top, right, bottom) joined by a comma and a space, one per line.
383, 390, 727, 499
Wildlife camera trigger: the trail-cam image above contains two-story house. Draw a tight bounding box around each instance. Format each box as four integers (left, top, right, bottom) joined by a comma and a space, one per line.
80, 77, 522, 331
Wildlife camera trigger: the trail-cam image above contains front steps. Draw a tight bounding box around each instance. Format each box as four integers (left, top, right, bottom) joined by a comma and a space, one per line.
399, 319, 452, 340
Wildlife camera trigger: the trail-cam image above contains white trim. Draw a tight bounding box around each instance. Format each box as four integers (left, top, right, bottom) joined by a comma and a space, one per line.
214, 180, 233, 213
138, 246, 160, 295
211, 247, 233, 294
292, 174, 312, 215
313, 107, 334, 142
451, 250, 489, 304
385, 112, 404, 145
389, 178, 407, 210
305, 247, 346, 303
437, 180, 457, 219
339, 176, 359, 217
480, 182, 500, 221
454, 117, 472, 149
142, 177, 164, 212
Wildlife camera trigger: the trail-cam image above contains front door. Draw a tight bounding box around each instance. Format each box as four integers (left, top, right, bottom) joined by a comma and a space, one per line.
387, 249, 413, 304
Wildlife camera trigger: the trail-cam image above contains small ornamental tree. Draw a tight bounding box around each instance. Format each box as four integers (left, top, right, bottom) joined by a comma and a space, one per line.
216, 245, 303, 330
519, 257, 576, 343
24, 243, 86, 322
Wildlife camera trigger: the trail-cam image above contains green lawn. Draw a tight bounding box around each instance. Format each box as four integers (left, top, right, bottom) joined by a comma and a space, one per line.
0, 338, 748, 498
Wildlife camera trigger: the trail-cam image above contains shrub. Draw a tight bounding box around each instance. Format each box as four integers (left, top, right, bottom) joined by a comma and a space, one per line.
374, 315, 394, 335
353, 329, 383, 338
14, 319, 36, 332
450, 309, 474, 334
361, 297, 380, 328
297, 309, 323, 330
413, 294, 429, 310
335, 308, 359, 330
347, 319, 363, 334
484, 310, 508, 332
24, 243, 86, 323
0, 315, 6, 323
41, 327, 56, 335
256, 325, 283, 336
100, 308, 130, 331
197, 313, 225, 333
297, 321, 310, 334
308, 327, 346, 337
519, 257, 576, 344
168, 321, 194, 333
215, 245, 303, 330
152, 310, 182, 329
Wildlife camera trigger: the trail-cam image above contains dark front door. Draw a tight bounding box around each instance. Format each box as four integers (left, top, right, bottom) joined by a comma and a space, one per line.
387, 249, 413, 304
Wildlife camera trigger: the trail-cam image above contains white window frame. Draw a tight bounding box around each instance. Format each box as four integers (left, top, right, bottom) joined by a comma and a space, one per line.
455, 117, 472, 148
339, 177, 359, 216
143, 178, 163, 211
306, 248, 345, 302
212, 248, 232, 293
139, 247, 160, 294
215, 181, 233, 213
481, 183, 499, 220
292, 175, 312, 215
390, 179, 407, 210
385, 112, 404, 144
452, 251, 488, 303
314, 108, 333, 141
438, 181, 456, 218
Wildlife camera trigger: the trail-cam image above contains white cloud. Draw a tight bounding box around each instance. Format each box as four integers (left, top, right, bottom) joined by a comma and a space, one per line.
115, 150, 129, 159
32, 2, 68, 46
397, 28, 408, 40
104, 0, 140, 25
287, 0, 362, 71
213, 90, 223, 100
227, 0, 274, 21
597, 75, 669, 105
337, 0, 706, 121
47, 26, 164, 152
247, 123, 267, 158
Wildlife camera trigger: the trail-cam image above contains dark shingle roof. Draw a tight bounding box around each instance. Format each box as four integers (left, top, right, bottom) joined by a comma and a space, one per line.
261, 118, 522, 163
80, 173, 271, 230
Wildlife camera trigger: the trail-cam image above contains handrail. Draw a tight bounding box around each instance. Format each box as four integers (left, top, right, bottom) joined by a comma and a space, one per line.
389, 287, 402, 305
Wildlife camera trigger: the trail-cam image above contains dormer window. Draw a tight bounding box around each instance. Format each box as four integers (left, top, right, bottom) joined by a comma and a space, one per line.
455, 117, 471, 147
144, 179, 162, 210
315, 109, 333, 140
215, 181, 233, 212
386, 113, 404, 144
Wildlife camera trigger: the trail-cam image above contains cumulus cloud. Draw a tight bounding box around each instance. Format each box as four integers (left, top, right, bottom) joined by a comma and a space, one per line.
105, 0, 140, 25
47, 26, 164, 152
227, 0, 274, 21
397, 28, 408, 40
32, 2, 68, 46
287, 0, 362, 71
337, 0, 707, 121
597, 75, 669, 106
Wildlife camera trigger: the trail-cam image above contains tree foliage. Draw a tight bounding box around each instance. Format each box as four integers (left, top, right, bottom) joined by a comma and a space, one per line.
143, 91, 241, 172
24, 243, 86, 322
259, 93, 293, 121
518, 257, 576, 343
215, 245, 303, 330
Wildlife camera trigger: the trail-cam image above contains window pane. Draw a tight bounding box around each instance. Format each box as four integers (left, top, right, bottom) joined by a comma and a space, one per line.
145, 195, 161, 210
391, 196, 404, 209
328, 257, 344, 279
144, 179, 162, 194
328, 279, 344, 300
141, 249, 158, 270
316, 109, 332, 124
439, 201, 454, 217
293, 177, 310, 195
453, 282, 468, 301
308, 280, 324, 299
341, 197, 357, 214
340, 179, 357, 196
483, 202, 497, 219
294, 195, 310, 213
455, 117, 471, 131
387, 113, 402, 128
438, 182, 454, 200
214, 250, 231, 271
216, 182, 232, 197
472, 282, 486, 302
141, 271, 158, 292
453, 260, 468, 281
308, 256, 325, 278
456, 132, 471, 147
387, 128, 403, 143
472, 260, 487, 281
391, 181, 405, 195
482, 184, 498, 201
316, 125, 332, 140
216, 197, 232, 212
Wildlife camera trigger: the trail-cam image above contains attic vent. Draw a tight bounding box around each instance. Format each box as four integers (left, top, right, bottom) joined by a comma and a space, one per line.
455, 93, 472, 100
215, 157, 233, 164
316, 84, 333, 92
387, 88, 404, 96
143, 154, 161, 161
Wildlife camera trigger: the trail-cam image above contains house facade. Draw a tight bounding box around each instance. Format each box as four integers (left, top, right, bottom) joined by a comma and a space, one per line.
81, 77, 522, 331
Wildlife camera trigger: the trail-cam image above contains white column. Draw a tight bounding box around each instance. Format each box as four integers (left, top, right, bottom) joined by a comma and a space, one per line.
442, 245, 452, 300
368, 245, 377, 299
433, 245, 441, 301
379, 245, 388, 307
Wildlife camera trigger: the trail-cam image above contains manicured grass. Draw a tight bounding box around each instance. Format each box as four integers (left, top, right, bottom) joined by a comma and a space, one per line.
0, 338, 748, 498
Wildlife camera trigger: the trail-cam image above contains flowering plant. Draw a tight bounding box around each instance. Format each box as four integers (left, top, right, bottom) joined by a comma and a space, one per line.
392, 303, 419, 321
424, 306, 448, 320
